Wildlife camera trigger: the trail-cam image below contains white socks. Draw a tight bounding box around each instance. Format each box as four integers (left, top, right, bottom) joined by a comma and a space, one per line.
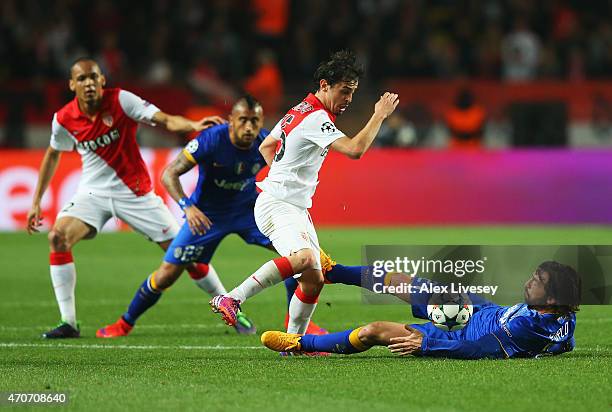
49, 252, 77, 328
227, 257, 294, 303
286, 285, 319, 334
193, 265, 227, 296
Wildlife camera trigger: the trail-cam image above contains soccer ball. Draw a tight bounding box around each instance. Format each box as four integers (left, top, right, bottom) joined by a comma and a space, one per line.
427, 293, 473, 332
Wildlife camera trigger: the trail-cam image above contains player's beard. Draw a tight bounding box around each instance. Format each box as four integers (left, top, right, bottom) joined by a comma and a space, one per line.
236, 135, 255, 149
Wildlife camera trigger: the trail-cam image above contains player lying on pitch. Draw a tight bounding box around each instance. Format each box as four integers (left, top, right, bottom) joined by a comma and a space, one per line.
262, 261, 580, 359
96, 96, 364, 337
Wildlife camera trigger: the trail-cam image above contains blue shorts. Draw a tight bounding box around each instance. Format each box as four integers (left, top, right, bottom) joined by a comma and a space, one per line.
164, 210, 271, 265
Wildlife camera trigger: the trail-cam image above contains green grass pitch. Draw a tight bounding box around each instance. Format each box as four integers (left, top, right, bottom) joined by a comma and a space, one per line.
1, 227, 611, 411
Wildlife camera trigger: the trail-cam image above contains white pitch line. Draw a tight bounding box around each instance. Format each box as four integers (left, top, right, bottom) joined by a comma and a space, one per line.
0, 342, 606, 355
0, 324, 228, 331
1, 318, 611, 332
0, 342, 265, 350
0, 299, 210, 308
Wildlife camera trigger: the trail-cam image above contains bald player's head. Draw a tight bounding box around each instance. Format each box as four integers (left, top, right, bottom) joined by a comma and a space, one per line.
69, 58, 106, 106
229, 95, 264, 149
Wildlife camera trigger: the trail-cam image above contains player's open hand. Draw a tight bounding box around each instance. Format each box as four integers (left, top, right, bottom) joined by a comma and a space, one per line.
185, 206, 212, 235
26, 204, 43, 235
387, 325, 423, 356
374, 92, 400, 120
193, 116, 227, 132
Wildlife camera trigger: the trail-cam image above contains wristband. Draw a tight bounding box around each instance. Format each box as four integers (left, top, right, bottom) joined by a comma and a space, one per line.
178, 197, 193, 210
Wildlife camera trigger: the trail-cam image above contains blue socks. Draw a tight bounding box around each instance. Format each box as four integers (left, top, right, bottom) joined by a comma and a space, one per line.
283, 277, 298, 309
122, 275, 162, 326
324, 264, 363, 286
283, 264, 365, 308
300, 328, 370, 354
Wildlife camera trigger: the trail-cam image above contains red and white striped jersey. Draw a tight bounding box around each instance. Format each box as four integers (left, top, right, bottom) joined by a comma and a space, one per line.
50, 88, 160, 197
257, 93, 344, 208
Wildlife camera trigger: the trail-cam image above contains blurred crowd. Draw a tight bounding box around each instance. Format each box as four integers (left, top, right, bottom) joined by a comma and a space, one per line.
1, 0, 612, 148
2, 0, 611, 87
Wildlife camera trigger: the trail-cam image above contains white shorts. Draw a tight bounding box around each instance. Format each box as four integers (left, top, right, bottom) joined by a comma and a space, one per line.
56, 191, 179, 242
254, 191, 321, 270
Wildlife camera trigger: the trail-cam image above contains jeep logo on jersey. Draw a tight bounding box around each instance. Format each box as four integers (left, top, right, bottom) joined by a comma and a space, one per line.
251, 164, 261, 175
214, 179, 249, 191
76, 129, 120, 152
321, 122, 336, 134
102, 112, 113, 127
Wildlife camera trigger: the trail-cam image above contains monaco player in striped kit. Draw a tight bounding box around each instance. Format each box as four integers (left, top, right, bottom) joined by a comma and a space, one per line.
26, 58, 229, 338
210, 50, 399, 345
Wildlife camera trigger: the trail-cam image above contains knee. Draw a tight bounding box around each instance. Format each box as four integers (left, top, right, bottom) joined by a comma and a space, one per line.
358, 322, 387, 346
293, 249, 318, 272
48, 229, 69, 251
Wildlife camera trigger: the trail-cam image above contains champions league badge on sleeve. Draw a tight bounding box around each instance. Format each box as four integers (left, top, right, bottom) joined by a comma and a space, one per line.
321, 121, 336, 134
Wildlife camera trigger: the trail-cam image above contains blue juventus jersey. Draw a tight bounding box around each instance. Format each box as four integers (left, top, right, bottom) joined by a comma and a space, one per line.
465, 303, 576, 358
183, 124, 269, 216
409, 278, 577, 359
412, 303, 576, 359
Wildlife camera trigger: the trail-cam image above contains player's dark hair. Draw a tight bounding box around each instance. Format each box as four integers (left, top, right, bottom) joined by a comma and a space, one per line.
313, 50, 364, 91
69, 56, 100, 78
233, 94, 262, 112
537, 261, 581, 315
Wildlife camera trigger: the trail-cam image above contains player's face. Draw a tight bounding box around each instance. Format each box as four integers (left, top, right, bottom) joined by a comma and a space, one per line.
69, 61, 105, 105
229, 105, 264, 149
524, 270, 551, 305
324, 80, 358, 115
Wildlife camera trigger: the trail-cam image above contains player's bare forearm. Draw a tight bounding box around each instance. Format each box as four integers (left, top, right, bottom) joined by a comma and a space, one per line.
332, 92, 399, 159
153, 112, 226, 134
331, 115, 384, 160
153, 112, 198, 134
161, 152, 196, 203
259, 136, 278, 166
351, 112, 387, 156
27, 147, 61, 233
33, 147, 61, 206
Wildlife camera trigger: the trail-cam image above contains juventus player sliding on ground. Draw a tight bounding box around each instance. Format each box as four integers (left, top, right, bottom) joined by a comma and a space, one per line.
210, 50, 399, 342
26, 58, 240, 339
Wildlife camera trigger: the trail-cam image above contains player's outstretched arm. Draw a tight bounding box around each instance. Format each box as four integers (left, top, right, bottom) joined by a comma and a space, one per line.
153, 112, 226, 134
331, 92, 399, 159
27, 147, 62, 234
161, 151, 211, 235
388, 329, 508, 360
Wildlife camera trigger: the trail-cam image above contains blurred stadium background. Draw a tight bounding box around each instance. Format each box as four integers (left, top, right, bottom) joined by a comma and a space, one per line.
1, 0, 612, 229
2, 2, 612, 410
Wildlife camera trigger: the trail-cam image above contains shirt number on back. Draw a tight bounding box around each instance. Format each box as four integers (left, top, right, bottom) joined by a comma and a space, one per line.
274, 114, 294, 162
274, 131, 286, 162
